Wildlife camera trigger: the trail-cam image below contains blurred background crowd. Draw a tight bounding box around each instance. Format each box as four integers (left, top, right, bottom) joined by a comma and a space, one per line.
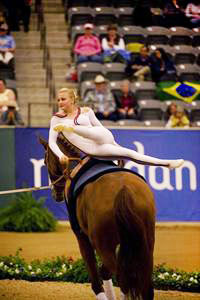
0, 0, 199, 127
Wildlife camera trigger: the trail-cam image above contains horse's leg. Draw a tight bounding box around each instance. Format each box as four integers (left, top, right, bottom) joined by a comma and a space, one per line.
100, 265, 116, 300
75, 232, 108, 300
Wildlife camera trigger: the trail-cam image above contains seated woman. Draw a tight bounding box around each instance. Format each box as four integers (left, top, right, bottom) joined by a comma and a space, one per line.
150, 48, 177, 83
163, 0, 189, 27
165, 105, 190, 128
113, 80, 138, 120
74, 23, 102, 64
49, 88, 184, 171
185, 0, 200, 28
101, 24, 130, 64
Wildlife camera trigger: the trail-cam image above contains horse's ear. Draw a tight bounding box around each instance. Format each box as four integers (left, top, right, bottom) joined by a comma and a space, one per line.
38, 136, 48, 150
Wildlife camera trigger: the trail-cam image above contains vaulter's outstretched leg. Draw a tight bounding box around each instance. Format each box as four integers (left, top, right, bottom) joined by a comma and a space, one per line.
54, 124, 184, 169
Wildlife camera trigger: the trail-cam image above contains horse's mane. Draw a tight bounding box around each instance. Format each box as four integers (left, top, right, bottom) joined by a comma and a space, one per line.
57, 133, 82, 159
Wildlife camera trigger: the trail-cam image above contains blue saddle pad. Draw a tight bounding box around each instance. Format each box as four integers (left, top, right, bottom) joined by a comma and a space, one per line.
66, 158, 145, 232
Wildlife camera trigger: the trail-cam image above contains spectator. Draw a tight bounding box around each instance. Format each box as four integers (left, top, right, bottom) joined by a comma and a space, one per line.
3, 0, 31, 32
102, 24, 130, 63
125, 46, 151, 81
0, 99, 24, 125
165, 102, 177, 121
84, 74, 117, 121
185, 0, 200, 28
163, 0, 189, 27
165, 105, 190, 128
114, 80, 138, 120
0, 23, 16, 77
0, 78, 17, 114
74, 23, 102, 64
150, 48, 177, 83
18, 0, 32, 32
132, 0, 153, 27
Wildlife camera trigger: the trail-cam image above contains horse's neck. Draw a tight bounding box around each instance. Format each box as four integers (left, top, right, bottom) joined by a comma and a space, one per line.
57, 134, 82, 159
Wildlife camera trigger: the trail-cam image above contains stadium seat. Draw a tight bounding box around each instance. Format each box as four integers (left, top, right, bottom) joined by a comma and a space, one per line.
116, 7, 134, 16
118, 15, 134, 26
196, 54, 200, 66
94, 14, 117, 26
121, 26, 147, 36
177, 64, 200, 82
113, 0, 136, 7
68, 7, 93, 23
141, 120, 165, 127
139, 103, 164, 121
66, 0, 88, 8
131, 81, 156, 93
173, 46, 197, 65
70, 14, 94, 26
5, 79, 18, 99
104, 63, 126, 81
169, 35, 192, 46
80, 80, 95, 98
169, 27, 193, 46
146, 26, 170, 35
190, 109, 200, 122
146, 34, 169, 45
192, 35, 200, 47
123, 34, 146, 45
0, 69, 15, 80
89, 0, 112, 7
117, 119, 137, 126
103, 62, 125, 74
93, 7, 117, 17
70, 25, 85, 45
106, 71, 126, 81
175, 53, 196, 65
146, 26, 170, 45
101, 120, 116, 126
191, 120, 200, 127
77, 62, 103, 82
135, 89, 157, 100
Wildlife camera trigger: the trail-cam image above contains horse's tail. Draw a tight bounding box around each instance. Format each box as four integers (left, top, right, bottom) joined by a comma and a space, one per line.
114, 185, 152, 299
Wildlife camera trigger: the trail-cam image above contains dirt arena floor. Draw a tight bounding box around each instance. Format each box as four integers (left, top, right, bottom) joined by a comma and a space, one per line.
0, 223, 200, 300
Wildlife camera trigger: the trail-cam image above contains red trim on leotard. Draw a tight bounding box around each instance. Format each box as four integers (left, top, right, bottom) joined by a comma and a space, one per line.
54, 107, 80, 123
74, 107, 81, 125
54, 112, 67, 118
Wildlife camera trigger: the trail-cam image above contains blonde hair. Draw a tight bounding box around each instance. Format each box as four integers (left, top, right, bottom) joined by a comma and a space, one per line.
58, 88, 79, 104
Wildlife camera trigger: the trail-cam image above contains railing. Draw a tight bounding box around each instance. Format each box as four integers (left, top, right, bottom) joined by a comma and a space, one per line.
35, 0, 44, 31
28, 0, 56, 125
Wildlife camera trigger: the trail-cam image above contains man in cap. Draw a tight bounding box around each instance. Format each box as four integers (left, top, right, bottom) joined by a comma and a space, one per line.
84, 74, 117, 121
74, 23, 102, 64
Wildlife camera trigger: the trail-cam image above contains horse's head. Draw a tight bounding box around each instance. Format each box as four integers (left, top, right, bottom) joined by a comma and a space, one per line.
39, 134, 82, 180
39, 136, 63, 180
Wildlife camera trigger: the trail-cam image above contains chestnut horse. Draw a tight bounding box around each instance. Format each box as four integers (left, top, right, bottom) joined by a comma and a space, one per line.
40, 136, 156, 300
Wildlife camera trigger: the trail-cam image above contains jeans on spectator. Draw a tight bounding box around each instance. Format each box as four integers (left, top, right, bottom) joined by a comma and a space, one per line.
77, 54, 102, 64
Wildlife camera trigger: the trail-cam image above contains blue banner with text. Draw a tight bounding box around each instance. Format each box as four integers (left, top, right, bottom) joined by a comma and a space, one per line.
15, 128, 200, 221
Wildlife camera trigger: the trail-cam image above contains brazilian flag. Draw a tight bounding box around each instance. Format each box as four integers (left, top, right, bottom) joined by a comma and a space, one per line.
157, 81, 200, 102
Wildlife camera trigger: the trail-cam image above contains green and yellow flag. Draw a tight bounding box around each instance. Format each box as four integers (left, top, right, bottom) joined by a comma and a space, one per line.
162, 81, 200, 103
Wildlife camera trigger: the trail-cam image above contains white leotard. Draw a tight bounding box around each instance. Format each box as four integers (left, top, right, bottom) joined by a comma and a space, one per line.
48, 107, 183, 168
49, 107, 115, 159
